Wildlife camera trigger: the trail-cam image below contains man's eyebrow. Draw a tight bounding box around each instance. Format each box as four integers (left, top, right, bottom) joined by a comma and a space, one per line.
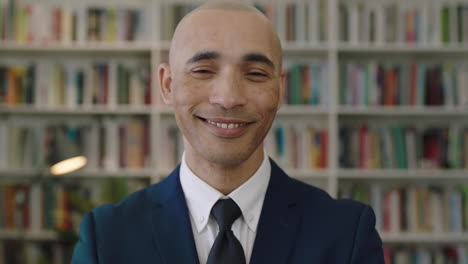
242, 53, 275, 70
187, 51, 220, 64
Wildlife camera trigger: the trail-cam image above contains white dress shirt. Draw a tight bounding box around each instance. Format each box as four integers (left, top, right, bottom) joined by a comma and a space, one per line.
180, 151, 271, 264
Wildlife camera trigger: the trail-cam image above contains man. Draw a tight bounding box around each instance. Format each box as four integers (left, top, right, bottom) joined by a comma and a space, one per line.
72, 1, 384, 263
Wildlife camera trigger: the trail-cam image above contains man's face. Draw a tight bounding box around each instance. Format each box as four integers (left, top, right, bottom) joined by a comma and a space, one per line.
160, 9, 285, 168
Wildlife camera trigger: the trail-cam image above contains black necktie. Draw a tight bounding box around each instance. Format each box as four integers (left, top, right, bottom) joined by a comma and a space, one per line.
207, 198, 246, 264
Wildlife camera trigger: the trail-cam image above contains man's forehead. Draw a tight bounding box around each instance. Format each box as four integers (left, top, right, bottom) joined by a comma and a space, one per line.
170, 8, 281, 69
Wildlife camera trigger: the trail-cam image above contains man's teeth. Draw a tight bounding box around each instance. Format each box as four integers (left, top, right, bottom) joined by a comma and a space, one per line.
206, 120, 246, 129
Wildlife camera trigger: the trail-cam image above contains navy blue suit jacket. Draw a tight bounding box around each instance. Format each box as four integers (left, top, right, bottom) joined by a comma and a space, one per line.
72, 160, 384, 263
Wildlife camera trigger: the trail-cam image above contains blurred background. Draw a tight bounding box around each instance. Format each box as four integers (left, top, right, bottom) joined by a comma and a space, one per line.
0, 0, 468, 263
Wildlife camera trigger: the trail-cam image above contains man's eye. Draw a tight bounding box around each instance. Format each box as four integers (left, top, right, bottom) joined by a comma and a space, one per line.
248, 72, 267, 77
192, 69, 213, 74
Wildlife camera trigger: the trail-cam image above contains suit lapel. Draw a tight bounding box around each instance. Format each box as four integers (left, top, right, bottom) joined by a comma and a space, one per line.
250, 159, 302, 264
149, 166, 200, 264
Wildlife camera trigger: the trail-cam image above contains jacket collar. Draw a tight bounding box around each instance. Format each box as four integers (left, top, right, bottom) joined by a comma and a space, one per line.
147, 159, 302, 264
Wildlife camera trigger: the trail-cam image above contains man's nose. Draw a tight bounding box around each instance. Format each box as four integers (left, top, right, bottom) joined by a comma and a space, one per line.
208, 72, 247, 109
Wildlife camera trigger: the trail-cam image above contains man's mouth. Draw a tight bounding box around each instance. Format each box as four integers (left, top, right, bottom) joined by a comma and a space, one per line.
196, 116, 254, 137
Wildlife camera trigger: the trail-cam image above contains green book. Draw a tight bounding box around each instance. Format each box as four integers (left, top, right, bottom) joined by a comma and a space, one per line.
289, 64, 302, 105
441, 6, 450, 43
391, 126, 407, 169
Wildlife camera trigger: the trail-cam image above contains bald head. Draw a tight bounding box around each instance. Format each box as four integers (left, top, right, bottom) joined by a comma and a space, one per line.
169, 0, 282, 73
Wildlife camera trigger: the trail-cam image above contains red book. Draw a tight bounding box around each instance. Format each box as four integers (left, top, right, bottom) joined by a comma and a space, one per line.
302, 66, 310, 104
319, 130, 328, 168
359, 125, 368, 169
409, 63, 417, 105
383, 191, 391, 232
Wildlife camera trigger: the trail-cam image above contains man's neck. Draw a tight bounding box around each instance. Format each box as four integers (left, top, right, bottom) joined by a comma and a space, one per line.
184, 148, 264, 195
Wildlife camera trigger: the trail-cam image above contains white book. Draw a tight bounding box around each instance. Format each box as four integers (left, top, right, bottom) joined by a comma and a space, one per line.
29, 183, 42, 232
432, 2, 441, 45
107, 60, 117, 107
65, 63, 77, 109
0, 118, 7, 169
430, 191, 444, 233
276, 1, 286, 42
370, 184, 382, 231
308, 0, 318, 43
389, 189, 401, 233
103, 117, 118, 170
374, 5, 385, 45
420, 3, 428, 45
84, 120, 99, 170
61, 6, 72, 44
295, 0, 306, 43
349, 3, 358, 44
407, 188, 417, 232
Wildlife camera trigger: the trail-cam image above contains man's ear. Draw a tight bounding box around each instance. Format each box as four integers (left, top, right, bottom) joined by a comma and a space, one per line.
277, 70, 286, 110
158, 63, 173, 105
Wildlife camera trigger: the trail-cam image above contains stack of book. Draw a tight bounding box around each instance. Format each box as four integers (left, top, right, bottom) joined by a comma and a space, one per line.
339, 61, 468, 107
0, 59, 152, 107
339, 0, 468, 45
341, 184, 468, 234
383, 245, 467, 264
0, 0, 149, 44
285, 62, 329, 105
266, 123, 328, 170
339, 124, 468, 169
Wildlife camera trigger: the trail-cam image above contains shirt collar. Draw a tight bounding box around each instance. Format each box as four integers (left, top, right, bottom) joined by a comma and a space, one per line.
180, 151, 271, 233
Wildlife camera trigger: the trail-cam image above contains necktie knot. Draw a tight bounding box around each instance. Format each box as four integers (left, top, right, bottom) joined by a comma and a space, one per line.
211, 198, 242, 231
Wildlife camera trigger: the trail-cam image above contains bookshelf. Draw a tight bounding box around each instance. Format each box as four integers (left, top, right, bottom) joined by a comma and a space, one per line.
1, 0, 468, 263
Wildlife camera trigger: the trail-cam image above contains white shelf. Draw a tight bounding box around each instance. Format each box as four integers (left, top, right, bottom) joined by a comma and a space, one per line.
0, 230, 59, 241
285, 169, 329, 180
278, 105, 329, 115
158, 105, 329, 116
0, 41, 153, 53
0, 168, 152, 178
338, 43, 468, 53
338, 106, 468, 116
0, 105, 153, 115
381, 232, 468, 244
68, 169, 153, 178
157, 41, 330, 53
338, 169, 468, 180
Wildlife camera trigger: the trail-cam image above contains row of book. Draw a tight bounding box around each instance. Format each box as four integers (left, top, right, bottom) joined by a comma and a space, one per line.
341, 184, 468, 234
255, 0, 328, 43
0, 0, 149, 43
0, 118, 150, 171
0, 60, 152, 107
0, 179, 146, 233
339, 61, 468, 107
265, 123, 328, 169
339, 1, 468, 45
383, 245, 467, 264
159, 0, 329, 43
1, 241, 66, 264
285, 62, 329, 105
339, 124, 468, 170
158, 121, 329, 170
